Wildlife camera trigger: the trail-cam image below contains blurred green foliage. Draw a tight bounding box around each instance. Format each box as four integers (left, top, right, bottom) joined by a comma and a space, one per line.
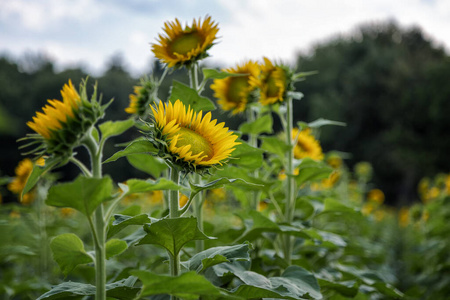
294, 22, 450, 205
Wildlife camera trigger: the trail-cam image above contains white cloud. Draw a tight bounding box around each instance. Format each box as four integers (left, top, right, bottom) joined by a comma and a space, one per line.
0, 0, 449, 75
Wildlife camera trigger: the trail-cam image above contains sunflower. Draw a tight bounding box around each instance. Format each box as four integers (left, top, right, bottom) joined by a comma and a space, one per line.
8, 158, 36, 204
254, 57, 290, 105
27, 80, 81, 139
367, 189, 385, 205
210, 61, 259, 114
292, 128, 323, 161
24, 79, 105, 157
149, 100, 239, 173
152, 16, 219, 68
125, 77, 157, 116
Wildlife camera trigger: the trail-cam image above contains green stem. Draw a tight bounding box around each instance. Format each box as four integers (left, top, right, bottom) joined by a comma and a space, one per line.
192, 174, 205, 252
283, 97, 296, 264
69, 157, 92, 177
168, 167, 180, 300
188, 63, 205, 252
169, 167, 180, 219
83, 128, 106, 300
247, 108, 260, 210
189, 63, 199, 89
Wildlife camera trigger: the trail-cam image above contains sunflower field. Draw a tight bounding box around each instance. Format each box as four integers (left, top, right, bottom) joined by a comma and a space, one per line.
1, 16, 450, 300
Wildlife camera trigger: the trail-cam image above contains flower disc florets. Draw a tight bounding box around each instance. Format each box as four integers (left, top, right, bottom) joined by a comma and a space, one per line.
24, 79, 106, 157
210, 60, 260, 114
147, 100, 240, 174
152, 16, 219, 68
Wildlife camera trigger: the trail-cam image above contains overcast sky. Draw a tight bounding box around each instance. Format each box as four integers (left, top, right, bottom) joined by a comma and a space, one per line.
1, 0, 449, 76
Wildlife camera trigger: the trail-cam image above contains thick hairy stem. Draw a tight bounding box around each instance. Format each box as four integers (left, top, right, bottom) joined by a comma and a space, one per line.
283, 97, 296, 264
83, 128, 106, 300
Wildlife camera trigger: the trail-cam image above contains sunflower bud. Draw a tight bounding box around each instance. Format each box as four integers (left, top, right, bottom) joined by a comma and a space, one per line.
22, 79, 106, 158
125, 76, 158, 117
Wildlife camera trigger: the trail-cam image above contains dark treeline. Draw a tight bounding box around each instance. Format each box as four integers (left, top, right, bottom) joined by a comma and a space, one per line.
1, 21, 449, 205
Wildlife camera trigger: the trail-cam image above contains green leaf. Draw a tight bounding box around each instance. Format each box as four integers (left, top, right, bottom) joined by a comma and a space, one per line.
317, 198, 358, 216
99, 119, 134, 140
239, 114, 273, 135
304, 228, 347, 247
335, 264, 403, 297
104, 139, 157, 163
229, 141, 264, 170
36, 277, 139, 300
126, 153, 167, 178
318, 279, 359, 297
202, 68, 248, 80
305, 118, 346, 128
50, 233, 93, 276
190, 177, 262, 199
131, 270, 235, 299
169, 80, 216, 111
107, 214, 152, 239
105, 239, 128, 259
294, 158, 333, 186
120, 178, 181, 195
236, 211, 310, 242
46, 176, 113, 216
231, 266, 322, 300
214, 167, 274, 192
287, 91, 304, 100
260, 136, 290, 158
136, 217, 212, 257
183, 243, 251, 273
22, 156, 62, 198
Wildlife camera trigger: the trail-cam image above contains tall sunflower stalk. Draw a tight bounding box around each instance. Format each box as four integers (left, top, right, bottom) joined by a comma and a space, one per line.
24, 80, 111, 300
146, 99, 239, 300
189, 62, 206, 252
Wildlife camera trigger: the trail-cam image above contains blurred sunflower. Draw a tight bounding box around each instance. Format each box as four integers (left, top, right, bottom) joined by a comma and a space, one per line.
254, 57, 290, 105
367, 189, 385, 205
292, 128, 323, 161
210, 61, 259, 114
125, 77, 157, 116
149, 100, 240, 173
152, 16, 219, 68
8, 158, 43, 204
24, 80, 104, 157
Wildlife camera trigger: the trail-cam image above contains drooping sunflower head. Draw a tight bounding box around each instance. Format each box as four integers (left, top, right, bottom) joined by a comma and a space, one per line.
254, 57, 292, 105
24, 79, 106, 157
292, 128, 324, 161
210, 60, 260, 114
148, 100, 240, 173
125, 77, 158, 117
152, 16, 219, 68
